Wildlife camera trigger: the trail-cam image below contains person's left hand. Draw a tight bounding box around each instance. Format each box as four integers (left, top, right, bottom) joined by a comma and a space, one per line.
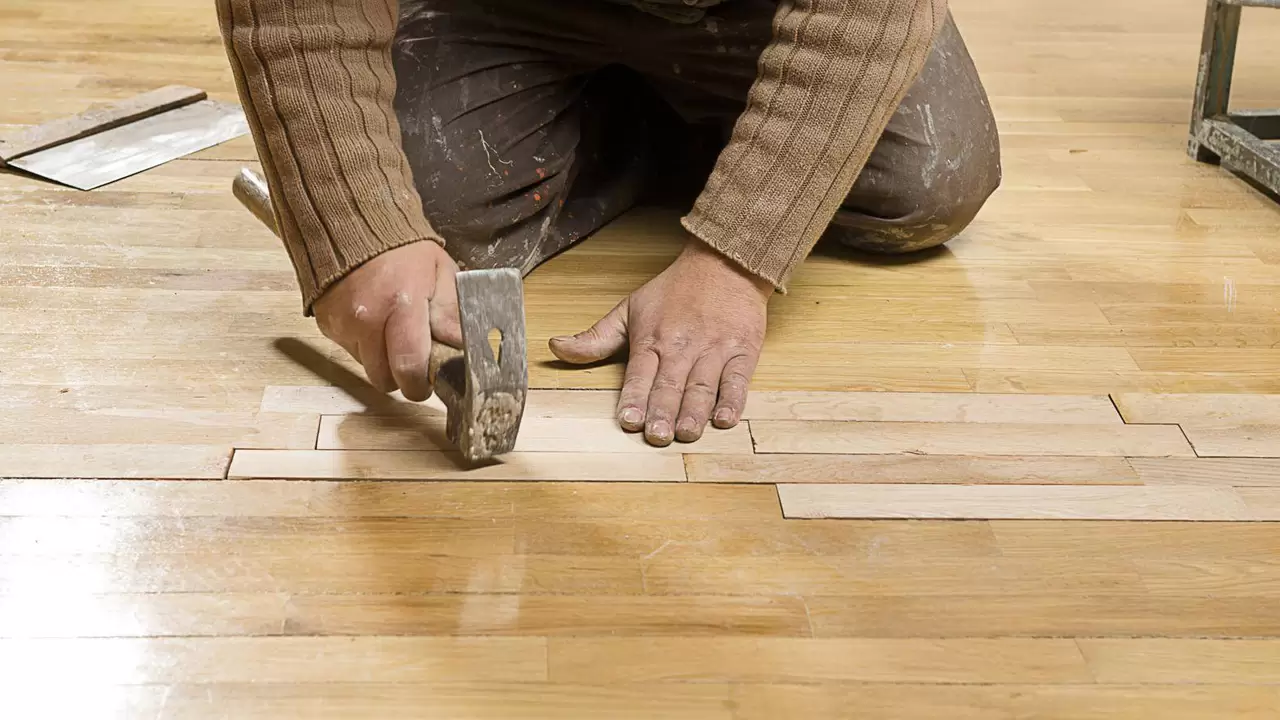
549, 239, 773, 446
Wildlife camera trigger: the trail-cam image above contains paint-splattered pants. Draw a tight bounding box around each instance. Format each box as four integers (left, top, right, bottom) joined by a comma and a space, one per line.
391, 0, 1001, 275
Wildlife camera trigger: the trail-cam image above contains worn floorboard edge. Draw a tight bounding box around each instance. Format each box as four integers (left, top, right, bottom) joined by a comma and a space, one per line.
777, 484, 1280, 521
262, 387, 1123, 423
227, 450, 689, 482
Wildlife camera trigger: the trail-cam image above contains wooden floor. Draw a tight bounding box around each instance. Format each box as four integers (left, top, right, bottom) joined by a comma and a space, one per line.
4, 0, 1280, 717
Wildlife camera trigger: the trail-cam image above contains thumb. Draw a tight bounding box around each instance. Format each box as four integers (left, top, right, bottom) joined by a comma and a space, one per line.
549, 298, 629, 364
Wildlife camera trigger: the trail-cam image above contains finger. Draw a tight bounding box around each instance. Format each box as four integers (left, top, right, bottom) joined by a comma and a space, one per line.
643, 351, 695, 447
675, 353, 723, 442
713, 351, 759, 428
616, 347, 659, 433
384, 293, 433, 401
548, 298, 628, 364
358, 332, 398, 394
430, 261, 464, 348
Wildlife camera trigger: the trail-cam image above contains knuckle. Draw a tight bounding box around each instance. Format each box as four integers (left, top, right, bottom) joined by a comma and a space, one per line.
649, 375, 685, 393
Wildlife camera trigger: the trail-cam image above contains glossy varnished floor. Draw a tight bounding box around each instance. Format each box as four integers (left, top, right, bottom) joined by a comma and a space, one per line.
3, 0, 1280, 717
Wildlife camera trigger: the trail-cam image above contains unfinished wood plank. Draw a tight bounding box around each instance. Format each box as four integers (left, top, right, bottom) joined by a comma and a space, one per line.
0, 409, 318, 448
1112, 393, 1280, 425
260, 386, 619, 419
742, 392, 1121, 423
228, 450, 687, 481
1181, 425, 1280, 458
686, 454, 1140, 485
0, 444, 229, 479
1078, 639, 1280, 684
777, 484, 1260, 521
0, 592, 289, 639
0, 85, 206, 163
316, 415, 752, 454
1239, 488, 1280, 520
0, 637, 546, 684
547, 638, 1092, 684
751, 421, 1195, 457
1128, 458, 1280, 486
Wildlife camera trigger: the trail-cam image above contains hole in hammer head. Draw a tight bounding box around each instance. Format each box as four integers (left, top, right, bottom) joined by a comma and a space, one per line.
487, 328, 503, 365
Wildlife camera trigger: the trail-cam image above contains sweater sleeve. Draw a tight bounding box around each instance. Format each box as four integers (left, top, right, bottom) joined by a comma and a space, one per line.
215, 0, 443, 315
681, 0, 947, 291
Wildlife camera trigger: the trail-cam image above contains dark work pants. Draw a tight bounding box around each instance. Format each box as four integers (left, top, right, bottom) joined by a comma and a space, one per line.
390, 0, 1001, 275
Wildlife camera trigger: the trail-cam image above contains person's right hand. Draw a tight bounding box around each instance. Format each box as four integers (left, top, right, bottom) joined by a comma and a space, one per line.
313, 239, 463, 402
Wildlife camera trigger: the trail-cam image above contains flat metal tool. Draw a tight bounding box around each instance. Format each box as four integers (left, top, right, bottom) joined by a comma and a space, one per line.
0, 85, 248, 190
233, 167, 529, 462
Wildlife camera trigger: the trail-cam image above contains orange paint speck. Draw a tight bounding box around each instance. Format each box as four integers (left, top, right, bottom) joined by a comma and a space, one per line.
534, 193, 542, 202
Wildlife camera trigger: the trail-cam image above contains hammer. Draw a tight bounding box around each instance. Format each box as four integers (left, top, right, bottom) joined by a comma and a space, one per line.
232, 167, 528, 462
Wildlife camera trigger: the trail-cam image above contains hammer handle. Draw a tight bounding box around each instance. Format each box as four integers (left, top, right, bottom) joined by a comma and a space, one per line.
232, 167, 462, 391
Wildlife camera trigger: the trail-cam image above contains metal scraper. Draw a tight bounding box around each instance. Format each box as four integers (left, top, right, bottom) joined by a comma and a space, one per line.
0, 85, 249, 190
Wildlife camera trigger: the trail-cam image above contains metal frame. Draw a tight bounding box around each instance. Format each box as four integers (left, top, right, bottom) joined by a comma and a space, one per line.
1188, 0, 1280, 198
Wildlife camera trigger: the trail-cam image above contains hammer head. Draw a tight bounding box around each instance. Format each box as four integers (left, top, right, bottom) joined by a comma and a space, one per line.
432, 268, 528, 462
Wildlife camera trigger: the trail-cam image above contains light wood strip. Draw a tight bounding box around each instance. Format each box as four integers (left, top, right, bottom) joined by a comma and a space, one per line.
261, 386, 619, 418
741, 391, 1120, 423
0, 552, 643, 594
1113, 393, 1280, 425
1181, 425, 1280, 458
730, 683, 1280, 720
1239, 488, 1280, 520
285, 594, 811, 637
642, 555, 1147, 596
1078, 639, 1280, 684
0, 593, 288, 639
227, 450, 688, 481
315, 415, 753, 454
0, 444, 228, 479
1135, 558, 1280, 596
686, 454, 1140, 484
0, 409, 318, 448
751, 421, 1196, 457
0, 479, 780, 519
777, 484, 1260, 521
547, 638, 1093, 684
803, 593, 1280, 638
0, 683, 733, 720
0, 637, 547, 684
1128, 458, 1280, 487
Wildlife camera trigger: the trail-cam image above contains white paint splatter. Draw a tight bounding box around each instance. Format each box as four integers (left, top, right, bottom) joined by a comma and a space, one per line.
478, 129, 513, 178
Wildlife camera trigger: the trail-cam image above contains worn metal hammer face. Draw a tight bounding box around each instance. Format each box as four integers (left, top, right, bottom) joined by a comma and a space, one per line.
232, 167, 528, 462
431, 268, 528, 461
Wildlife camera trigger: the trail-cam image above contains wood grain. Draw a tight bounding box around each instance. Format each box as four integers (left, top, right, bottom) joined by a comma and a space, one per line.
227, 450, 688, 481
316, 415, 753, 454
547, 638, 1093, 684
686, 454, 1140, 484
751, 421, 1196, 457
777, 484, 1264, 521
1078, 639, 1280, 684
1181, 425, 1280, 458
742, 392, 1120, 423
0, 444, 229, 479
1113, 394, 1280, 425
1127, 458, 1280, 486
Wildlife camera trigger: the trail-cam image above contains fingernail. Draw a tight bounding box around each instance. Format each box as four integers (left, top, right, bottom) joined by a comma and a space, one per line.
621, 408, 643, 426
676, 418, 699, 442
649, 420, 672, 442
714, 409, 736, 427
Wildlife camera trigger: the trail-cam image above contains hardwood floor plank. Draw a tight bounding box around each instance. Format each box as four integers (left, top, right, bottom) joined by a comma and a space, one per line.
751, 421, 1195, 457
0, 637, 548, 684
111, 683, 735, 720
0, 409, 318, 448
1128, 458, 1280, 487
260, 386, 618, 419
687, 454, 1140, 484
0, 593, 288, 639
0, 444, 228, 479
285, 594, 811, 637
315, 415, 752, 454
547, 638, 1092, 684
1113, 393, 1280, 425
967, 369, 1280, 394
729, 683, 1280, 720
777, 484, 1260, 521
1181, 425, 1280, 458
741, 392, 1120, 423
1078, 639, 1280, 684
803, 594, 1280, 638
227, 450, 688, 481
642, 555, 1147, 596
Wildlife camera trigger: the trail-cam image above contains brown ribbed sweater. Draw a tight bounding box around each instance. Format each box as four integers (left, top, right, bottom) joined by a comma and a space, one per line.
216, 0, 946, 314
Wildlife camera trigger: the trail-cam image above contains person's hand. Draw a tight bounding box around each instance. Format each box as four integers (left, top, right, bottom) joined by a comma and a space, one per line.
313, 240, 463, 402
549, 239, 772, 446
